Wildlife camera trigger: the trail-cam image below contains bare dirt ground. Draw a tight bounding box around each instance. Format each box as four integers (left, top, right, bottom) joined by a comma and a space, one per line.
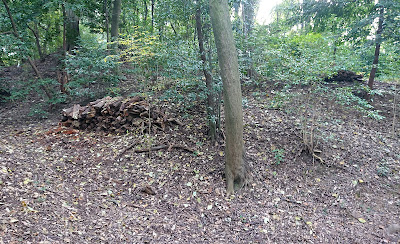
0, 62, 399, 243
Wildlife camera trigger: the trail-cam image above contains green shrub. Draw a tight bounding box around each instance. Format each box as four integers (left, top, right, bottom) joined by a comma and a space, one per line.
65, 33, 119, 98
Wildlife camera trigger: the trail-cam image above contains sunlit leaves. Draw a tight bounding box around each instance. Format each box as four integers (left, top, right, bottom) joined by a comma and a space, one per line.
108, 28, 159, 65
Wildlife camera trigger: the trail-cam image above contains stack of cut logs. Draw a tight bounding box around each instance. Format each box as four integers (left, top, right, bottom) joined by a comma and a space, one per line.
61, 96, 179, 133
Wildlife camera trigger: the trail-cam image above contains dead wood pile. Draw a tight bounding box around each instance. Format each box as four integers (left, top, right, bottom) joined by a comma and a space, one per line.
61, 96, 180, 133
324, 70, 363, 83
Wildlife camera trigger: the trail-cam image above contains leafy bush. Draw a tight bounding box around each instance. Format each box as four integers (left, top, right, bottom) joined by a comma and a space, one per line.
65, 32, 119, 99
154, 40, 208, 110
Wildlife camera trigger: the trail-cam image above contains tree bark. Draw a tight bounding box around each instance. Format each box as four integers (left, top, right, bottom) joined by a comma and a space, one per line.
111, 0, 122, 40
243, 0, 256, 36
64, 6, 80, 52
104, 0, 110, 43
27, 22, 44, 60
143, 0, 148, 23
151, 0, 155, 33
242, 0, 257, 78
368, 7, 384, 89
196, 5, 216, 141
210, 0, 248, 196
1, 0, 17, 34
62, 3, 66, 51
233, 0, 240, 18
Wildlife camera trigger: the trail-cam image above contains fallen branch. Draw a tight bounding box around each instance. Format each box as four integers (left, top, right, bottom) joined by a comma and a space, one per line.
167, 118, 183, 126
135, 145, 168, 153
283, 198, 304, 206
170, 145, 195, 153
114, 140, 138, 160
0, 31, 12, 35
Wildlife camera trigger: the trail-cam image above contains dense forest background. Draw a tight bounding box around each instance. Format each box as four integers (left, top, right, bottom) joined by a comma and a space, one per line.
1, 0, 399, 114
0, 0, 400, 242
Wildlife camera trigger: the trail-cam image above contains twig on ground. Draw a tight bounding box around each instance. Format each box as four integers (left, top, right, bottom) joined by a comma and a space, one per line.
114, 140, 138, 160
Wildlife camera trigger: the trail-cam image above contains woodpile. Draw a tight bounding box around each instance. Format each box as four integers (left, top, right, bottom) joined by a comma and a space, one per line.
61, 96, 180, 133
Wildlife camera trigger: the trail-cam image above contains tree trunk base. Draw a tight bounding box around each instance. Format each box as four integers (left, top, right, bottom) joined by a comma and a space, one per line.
225, 150, 251, 196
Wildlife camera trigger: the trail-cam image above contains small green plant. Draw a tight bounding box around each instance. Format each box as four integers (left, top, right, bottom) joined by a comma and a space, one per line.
242, 97, 249, 108
107, 87, 121, 96
331, 87, 384, 120
269, 91, 290, 109
29, 104, 49, 119
272, 148, 285, 165
377, 163, 390, 177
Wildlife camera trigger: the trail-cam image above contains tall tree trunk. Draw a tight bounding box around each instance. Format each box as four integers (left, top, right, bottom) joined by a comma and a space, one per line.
243, 0, 256, 36
111, 0, 122, 40
104, 0, 110, 43
1, 0, 52, 99
64, 6, 80, 52
143, 0, 148, 23
242, 0, 257, 78
62, 4, 66, 51
210, 0, 249, 196
196, 5, 216, 141
151, 0, 155, 33
368, 7, 384, 89
233, 0, 240, 18
276, 10, 279, 24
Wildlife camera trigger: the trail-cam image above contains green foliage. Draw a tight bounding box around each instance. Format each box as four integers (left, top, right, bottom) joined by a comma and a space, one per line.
154, 40, 208, 110
112, 28, 159, 65
377, 43, 400, 81
6, 77, 66, 112
330, 86, 384, 120
272, 148, 285, 165
28, 104, 49, 119
255, 32, 340, 85
65, 33, 119, 98
377, 162, 390, 177
247, 25, 386, 121
266, 0, 400, 82
0, 35, 30, 66
155, 40, 202, 80
269, 91, 290, 109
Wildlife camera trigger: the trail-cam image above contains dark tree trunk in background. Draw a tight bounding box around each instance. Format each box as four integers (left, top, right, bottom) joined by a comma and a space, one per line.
242, 0, 256, 36
111, 0, 122, 40
210, 0, 249, 196
64, 6, 80, 52
242, 0, 257, 78
151, 0, 155, 33
1, 0, 16, 34
233, 0, 240, 18
104, 0, 110, 43
196, 5, 216, 141
143, 0, 148, 23
368, 7, 384, 89
27, 22, 44, 60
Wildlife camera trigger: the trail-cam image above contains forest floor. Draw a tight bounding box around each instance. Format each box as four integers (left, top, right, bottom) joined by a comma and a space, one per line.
0, 61, 400, 243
